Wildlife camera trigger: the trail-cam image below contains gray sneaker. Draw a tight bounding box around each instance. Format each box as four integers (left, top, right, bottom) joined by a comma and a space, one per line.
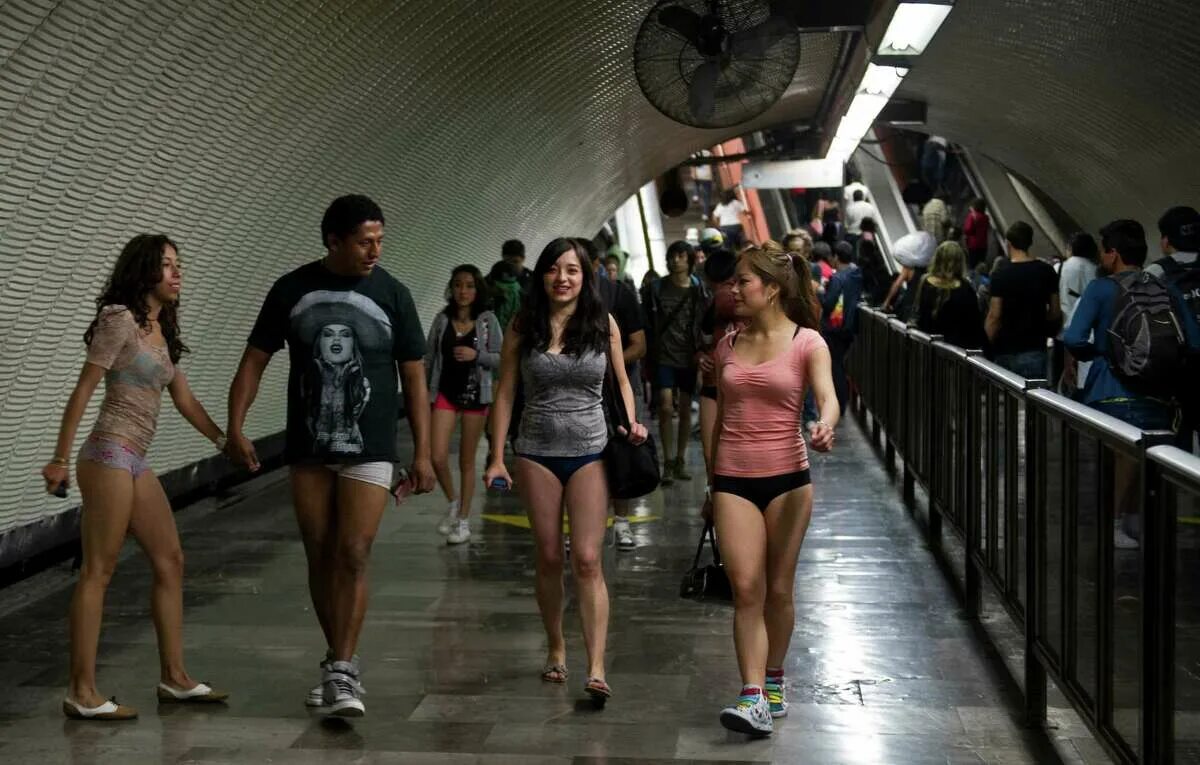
322, 660, 365, 717
308, 654, 360, 709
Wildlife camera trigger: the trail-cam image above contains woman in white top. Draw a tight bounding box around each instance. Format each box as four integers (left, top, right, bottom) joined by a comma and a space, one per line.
1058, 232, 1100, 396
711, 188, 748, 248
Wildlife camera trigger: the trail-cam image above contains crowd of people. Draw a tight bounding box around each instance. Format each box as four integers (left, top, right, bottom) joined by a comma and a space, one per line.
38, 194, 840, 739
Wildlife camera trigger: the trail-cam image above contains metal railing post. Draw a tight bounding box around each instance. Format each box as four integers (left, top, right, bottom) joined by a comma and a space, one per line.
1023, 391, 1047, 727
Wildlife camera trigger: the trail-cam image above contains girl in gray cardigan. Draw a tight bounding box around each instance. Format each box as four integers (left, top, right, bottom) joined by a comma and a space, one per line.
425, 265, 503, 544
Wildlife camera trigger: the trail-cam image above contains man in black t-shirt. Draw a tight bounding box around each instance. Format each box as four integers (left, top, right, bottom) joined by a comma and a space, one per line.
985, 221, 1062, 379
226, 195, 435, 718
577, 238, 647, 550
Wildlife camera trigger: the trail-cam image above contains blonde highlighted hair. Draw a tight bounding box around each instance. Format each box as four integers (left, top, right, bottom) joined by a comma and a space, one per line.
739, 245, 820, 330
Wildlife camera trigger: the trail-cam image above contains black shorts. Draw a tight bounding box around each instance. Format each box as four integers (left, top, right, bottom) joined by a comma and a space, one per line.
713, 469, 812, 512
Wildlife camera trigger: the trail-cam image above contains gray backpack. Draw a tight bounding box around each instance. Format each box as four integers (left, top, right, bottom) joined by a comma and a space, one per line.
1106, 270, 1186, 395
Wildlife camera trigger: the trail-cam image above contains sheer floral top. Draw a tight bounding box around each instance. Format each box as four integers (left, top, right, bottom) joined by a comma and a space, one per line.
85, 305, 176, 454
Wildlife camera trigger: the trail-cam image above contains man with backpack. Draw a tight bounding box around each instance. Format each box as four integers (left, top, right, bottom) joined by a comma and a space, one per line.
821, 242, 863, 413
1147, 206, 1200, 452
1064, 219, 1183, 549
645, 240, 709, 483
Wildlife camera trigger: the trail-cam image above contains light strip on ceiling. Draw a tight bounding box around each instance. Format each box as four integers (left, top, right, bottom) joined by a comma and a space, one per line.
825, 1, 953, 162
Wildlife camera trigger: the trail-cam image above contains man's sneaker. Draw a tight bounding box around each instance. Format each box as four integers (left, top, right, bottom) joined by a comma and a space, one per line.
322, 660, 365, 717
764, 678, 788, 718
437, 501, 460, 535
660, 461, 675, 486
447, 519, 471, 545
719, 689, 773, 735
614, 517, 635, 551
307, 654, 360, 708
673, 459, 693, 481
1114, 520, 1139, 550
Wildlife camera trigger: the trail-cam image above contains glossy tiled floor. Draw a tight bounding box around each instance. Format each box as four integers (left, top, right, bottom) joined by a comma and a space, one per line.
0, 418, 1109, 763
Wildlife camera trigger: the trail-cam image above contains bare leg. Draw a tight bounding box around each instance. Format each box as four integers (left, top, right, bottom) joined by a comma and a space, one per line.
431, 406, 458, 503
291, 466, 338, 649
518, 457, 567, 670
676, 390, 694, 466
714, 493, 768, 689
565, 461, 610, 679
763, 485, 814, 668
658, 388, 676, 464
68, 461, 136, 707
329, 476, 388, 661
456, 412, 487, 518
128, 470, 195, 690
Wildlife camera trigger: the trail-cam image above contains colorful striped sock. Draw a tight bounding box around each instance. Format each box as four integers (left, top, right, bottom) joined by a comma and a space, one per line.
740, 685, 763, 699
766, 668, 784, 684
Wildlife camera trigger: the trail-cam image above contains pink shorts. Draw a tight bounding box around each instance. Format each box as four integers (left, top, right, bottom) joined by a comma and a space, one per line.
433, 392, 488, 417
79, 435, 150, 478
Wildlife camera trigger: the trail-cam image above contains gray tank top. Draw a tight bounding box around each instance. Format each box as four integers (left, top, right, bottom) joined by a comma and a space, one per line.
515, 349, 609, 457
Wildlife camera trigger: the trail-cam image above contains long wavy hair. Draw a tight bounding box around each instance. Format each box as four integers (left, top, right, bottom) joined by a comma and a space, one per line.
85, 234, 189, 364
916, 241, 967, 320
514, 238, 609, 356
740, 246, 820, 331
442, 264, 491, 319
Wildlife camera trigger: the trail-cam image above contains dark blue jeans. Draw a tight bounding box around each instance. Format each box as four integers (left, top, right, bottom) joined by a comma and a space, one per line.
994, 350, 1048, 381
1093, 399, 1174, 432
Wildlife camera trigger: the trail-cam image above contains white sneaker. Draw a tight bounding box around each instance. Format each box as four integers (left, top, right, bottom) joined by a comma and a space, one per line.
720, 690, 773, 735
437, 502, 460, 535
447, 519, 471, 545
1114, 520, 1139, 550
322, 660, 365, 717
614, 518, 635, 551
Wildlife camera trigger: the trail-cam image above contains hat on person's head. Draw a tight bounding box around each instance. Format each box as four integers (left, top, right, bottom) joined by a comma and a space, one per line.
701, 227, 724, 246
290, 290, 393, 351
1158, 206, 1200, 251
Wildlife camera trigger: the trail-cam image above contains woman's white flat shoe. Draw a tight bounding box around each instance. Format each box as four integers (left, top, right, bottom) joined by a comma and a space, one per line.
156, 682, 229, 703
62, 697, 138, 720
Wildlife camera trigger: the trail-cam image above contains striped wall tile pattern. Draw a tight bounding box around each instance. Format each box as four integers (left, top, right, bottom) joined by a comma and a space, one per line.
0, 0, 839, 536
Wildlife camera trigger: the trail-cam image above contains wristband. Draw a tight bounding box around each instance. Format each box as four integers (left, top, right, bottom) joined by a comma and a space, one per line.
50, 457, 69, 467
213, 434, 227, 451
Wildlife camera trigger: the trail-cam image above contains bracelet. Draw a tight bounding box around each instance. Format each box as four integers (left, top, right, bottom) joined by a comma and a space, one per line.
813, 420, 830, 429
50, 457, 69, 466
213, 434, 227, 451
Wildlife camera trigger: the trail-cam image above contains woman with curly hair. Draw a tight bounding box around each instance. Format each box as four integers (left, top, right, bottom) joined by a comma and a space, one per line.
913, 241, 986, 350
41, 234, 229, 720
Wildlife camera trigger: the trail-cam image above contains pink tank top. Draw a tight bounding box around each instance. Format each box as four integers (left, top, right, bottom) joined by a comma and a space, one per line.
714, 326, 826, 477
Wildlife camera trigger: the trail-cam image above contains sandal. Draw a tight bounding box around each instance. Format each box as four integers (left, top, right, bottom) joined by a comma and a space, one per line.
541, 663, 568, 684
156, 682, 230, 703
584, 677, 612, 707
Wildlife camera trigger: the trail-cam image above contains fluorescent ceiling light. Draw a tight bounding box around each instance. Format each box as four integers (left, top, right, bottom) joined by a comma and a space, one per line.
878, 2, 952, 57
859, 64, 908, 98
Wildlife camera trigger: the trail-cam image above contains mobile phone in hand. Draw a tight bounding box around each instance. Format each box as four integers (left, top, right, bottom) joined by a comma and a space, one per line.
391, 469, 413, 505
53, 481, 69, 498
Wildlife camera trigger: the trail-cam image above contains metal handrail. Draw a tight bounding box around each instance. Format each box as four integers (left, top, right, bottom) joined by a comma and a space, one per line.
845, 307, 1197, 765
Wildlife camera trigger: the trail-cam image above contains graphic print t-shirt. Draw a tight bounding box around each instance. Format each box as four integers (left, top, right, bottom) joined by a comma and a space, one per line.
248, 261, 425, 464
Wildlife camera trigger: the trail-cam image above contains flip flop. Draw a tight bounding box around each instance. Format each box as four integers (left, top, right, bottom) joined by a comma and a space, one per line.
156, 682, 230, 703
584, 677, 612, 707
541, 663, 568, 684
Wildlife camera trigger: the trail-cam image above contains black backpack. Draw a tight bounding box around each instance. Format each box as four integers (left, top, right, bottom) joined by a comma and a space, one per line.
1158, 257, 1200, 346
1105, 270, 1187, 395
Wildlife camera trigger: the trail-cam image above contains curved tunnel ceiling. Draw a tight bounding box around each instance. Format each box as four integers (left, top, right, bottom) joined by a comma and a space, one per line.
897, 0, 1200, 244
0, 0, 841, 534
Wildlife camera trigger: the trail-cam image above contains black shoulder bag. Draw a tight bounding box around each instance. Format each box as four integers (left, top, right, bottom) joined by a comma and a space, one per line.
601, 349, 660, 499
